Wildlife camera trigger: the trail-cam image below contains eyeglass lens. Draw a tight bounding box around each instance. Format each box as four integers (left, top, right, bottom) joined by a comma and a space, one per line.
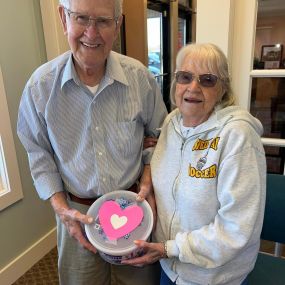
65, 9, 116, 29
175, 71, 218, 87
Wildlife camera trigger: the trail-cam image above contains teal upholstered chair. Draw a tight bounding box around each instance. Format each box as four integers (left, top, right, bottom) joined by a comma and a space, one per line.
248, 173, 285, 284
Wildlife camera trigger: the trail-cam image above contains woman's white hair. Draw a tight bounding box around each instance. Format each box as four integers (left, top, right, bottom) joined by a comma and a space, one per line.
170, 43, 235, 108
59, 0, 123, 18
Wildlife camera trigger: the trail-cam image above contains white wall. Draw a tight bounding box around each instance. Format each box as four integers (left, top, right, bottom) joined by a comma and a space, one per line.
196, 0, 234, 58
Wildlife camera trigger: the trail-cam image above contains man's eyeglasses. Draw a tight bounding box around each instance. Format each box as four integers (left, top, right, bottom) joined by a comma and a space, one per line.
175, 71, 220, 88
64, 8, 118, 30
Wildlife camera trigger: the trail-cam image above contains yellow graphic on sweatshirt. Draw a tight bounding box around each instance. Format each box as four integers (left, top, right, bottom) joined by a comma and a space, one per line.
188, 164, 217, 178
192, 137, 220, 151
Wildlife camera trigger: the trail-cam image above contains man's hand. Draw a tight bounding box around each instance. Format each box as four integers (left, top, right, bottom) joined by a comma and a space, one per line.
143, 137, 158, 149
137, 165, 157, 229
50, 192, 97, 254
121, 240, 165, 266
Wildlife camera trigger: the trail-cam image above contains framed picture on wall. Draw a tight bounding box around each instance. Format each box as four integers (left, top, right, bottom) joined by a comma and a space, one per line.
261, 44, 283, 69
264, 61, 281, 69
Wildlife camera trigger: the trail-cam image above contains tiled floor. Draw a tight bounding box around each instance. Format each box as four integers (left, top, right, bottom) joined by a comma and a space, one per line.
12, 241, 284, 284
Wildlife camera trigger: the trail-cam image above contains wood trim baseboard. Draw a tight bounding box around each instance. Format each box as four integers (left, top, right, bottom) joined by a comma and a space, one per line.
0, 227, 57, 285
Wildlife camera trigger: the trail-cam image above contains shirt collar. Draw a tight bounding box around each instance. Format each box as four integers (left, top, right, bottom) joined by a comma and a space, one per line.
61, 51, 129, 89
61, 52, 81, 89
105, 51, 129, 86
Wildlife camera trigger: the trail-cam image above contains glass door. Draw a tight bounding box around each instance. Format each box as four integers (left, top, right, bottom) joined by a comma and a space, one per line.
147, 9, 163, 85
147, 1, 171, 110
251, 0, 285, 256
250, 0, 285, 174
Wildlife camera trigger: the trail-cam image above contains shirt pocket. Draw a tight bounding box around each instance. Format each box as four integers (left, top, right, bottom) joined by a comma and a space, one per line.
114, 121, 142, 157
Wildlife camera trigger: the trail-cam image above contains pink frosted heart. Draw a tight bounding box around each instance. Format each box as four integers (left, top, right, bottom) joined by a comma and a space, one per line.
98, 200, 144, 240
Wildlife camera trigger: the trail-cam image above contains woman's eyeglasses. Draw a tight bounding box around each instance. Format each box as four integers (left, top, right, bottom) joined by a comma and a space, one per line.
175, 71, 219, 88
64, 8, 118, 30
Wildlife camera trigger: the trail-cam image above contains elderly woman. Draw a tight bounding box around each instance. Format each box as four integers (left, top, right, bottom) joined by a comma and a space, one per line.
123, 43, 266, 285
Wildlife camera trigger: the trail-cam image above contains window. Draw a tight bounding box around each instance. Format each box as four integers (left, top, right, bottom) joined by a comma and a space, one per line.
0, 140, 9, 194
250, 0, 285, 174
0, 66, 23, 210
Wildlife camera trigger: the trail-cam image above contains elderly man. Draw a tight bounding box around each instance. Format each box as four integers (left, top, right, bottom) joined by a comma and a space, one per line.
17, 0, 167, 284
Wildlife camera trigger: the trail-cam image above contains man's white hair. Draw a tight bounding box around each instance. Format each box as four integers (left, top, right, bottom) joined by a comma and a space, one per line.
59, 0, 123, 18
59, 0, 69, 8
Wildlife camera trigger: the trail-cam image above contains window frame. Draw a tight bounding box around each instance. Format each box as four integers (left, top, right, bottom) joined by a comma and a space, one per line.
178, 3, 193, 45
148, 1, 171, 110
0, 66, 23, 210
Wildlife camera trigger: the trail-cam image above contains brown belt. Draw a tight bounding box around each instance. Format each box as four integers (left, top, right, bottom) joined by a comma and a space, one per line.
68, 182, 138, 206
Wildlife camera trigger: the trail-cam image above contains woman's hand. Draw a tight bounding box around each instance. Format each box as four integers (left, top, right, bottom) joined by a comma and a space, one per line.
49, 192, 97, 254
121, 240, 166, 266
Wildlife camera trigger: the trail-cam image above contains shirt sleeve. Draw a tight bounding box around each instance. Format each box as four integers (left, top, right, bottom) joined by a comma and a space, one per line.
142, 72, 168, 164
17, 83, 64, 200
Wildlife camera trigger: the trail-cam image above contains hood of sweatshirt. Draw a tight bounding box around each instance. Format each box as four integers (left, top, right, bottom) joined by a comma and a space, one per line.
169, 105, 264, 137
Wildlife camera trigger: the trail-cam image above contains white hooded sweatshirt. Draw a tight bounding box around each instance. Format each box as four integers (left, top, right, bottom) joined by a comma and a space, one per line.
151, 106, 266, 285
